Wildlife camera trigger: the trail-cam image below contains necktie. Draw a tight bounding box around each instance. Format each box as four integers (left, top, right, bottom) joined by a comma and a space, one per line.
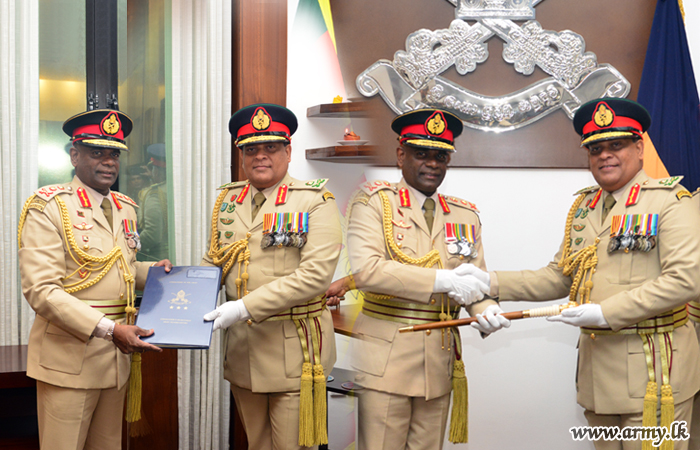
252, 192, 266, 221
423, 198, 435, 233
101, 198, 113, 231
602, 194, 616, 224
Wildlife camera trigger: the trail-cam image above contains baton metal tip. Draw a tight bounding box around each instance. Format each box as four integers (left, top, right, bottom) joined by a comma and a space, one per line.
398, 326, 414, 333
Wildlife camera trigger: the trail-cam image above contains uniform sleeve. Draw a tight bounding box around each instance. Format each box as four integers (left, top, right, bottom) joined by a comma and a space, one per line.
601, 193, 700, 330
18, 203, 104, 340
242, 195, 342, 321
495, 238, 573, 302
138, 189, 165, 255
347, 194, 436, 303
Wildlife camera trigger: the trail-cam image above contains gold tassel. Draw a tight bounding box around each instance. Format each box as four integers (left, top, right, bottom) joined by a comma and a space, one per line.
313, 364, 328, 445
126, 353, 143, 423
659, 384, 674, 450
642, 381, 658, 450
448, 359, 468, 443
298, 362, 315, 447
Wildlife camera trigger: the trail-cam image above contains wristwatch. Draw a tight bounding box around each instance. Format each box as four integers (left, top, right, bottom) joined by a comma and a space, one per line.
105, 323, 115, 342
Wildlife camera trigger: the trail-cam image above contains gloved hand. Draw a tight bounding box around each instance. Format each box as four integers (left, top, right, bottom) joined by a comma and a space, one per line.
453, 263, 490, 289
434, 264, 489, 306
203, 300, 252, 331
547, 303, 608, 328
470, 304, 511, 335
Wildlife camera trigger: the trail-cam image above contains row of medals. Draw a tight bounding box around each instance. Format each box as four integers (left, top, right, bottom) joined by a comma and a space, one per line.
261, 231, 307, 249
446, 240, 477, 258
608, 233, 656, 253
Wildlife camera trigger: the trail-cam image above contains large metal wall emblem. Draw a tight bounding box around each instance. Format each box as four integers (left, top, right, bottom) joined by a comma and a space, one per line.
356, 0, 631, 132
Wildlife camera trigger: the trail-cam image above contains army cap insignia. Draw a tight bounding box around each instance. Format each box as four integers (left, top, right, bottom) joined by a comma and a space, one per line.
593, 103, 614, 128
426, 111, 447, 136
251, 107, 272, 131
101, 112, 121, 135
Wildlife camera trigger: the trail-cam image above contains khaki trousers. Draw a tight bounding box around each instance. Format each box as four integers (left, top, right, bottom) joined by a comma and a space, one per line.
36, 380, 126, 450
231, 384, 317, 450
357, 388, 451, 450
584, 396, 693, 450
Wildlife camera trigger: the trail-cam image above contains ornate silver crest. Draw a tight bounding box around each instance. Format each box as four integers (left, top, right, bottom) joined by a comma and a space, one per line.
356, 0, 630, 132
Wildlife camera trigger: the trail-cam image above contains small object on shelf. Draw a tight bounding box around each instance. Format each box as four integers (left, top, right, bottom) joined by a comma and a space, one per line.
333, 96, 343, 103
343, 129, 361, 141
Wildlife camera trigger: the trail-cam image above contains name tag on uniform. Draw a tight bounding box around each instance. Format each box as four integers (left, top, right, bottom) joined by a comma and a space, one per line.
261, 212, 308, 249
445, 223, 477, 259
608, 214, 658, 253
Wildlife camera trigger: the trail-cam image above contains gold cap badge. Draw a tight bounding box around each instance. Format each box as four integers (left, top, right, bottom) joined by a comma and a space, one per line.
426, 111, 446, 136
252, 108, 271, 131
593, 103, 614, 128
101, 112, 121, 135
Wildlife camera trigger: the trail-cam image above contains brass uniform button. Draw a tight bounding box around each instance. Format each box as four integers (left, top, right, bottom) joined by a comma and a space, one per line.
246, 232, 252, 238
120, 293, 124, 299
246, 319, 253, 326
426, 330, 431, 336
595, 237, 600, 244
430, 299, 436, 305
83, 244, 89, 250
590, 333, 596, 340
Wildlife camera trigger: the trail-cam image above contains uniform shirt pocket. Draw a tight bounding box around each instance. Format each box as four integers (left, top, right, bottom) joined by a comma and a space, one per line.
349, 317, 397, 377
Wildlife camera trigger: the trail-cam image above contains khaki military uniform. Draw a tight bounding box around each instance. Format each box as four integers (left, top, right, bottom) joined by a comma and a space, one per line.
688, 191, 700, 450
136, 181, 169, 261
202, 173, 341, 449
496, 170, 700, 449
347, 178, 497, 450
18, 176, 152, 450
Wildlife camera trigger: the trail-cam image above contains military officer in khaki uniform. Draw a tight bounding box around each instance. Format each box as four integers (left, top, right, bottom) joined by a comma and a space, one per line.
202, 104, 342, 449
342, 109, 510, 450
688, 192, 700, 450
467, 98, 700, 450
136, 143, 169, 261
18, 109, 172, 450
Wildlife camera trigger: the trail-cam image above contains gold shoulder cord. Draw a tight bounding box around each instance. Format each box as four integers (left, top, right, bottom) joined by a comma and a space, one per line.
206, 189, 251, 298
558, 193, 598, 305
19, 195, 137, 320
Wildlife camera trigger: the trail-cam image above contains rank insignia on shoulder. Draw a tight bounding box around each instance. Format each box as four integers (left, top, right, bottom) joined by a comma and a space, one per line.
676, 190, 692, 200
34, 184, 70, 201
305, 178, 328, 189
657, 176, 682, 187
360, 180, 395, 195
76, 187, 92, 208
399, 188, 411, 207
111, 192, 136, 208
276, 184, 288, 205
574, 185, 600, 195
236, 184, 251, 203
444, 196, 479, 213
323, 191, 335, 202
218, 180, 249, 190
625, 184, 640, 206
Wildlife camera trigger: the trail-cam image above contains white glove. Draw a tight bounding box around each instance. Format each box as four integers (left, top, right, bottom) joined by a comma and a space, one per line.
434, 264, 489, 306
203, 300, 252, 331
547, 303, 608, 328
470, 305, 511, 335
454, 263, 490, 288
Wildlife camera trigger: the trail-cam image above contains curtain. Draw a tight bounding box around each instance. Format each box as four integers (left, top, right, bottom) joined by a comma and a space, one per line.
170, 0, 232, 448
0, 0, 39, 346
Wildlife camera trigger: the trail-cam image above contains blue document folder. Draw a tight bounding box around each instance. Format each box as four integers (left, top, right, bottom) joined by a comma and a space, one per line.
136, 266, 222, 349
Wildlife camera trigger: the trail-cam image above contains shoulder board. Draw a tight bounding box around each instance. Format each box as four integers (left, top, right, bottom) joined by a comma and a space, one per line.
359, 180, 396, 196
574, 185, 600, 195
24, 194, 48, 213
641, 175, 684, 189
33, 184, 72, 201
290, 178, 329, 190
111, 191, 138, 208
444, 196, 479, 213
217, 180, 249, 190
350, 190, 370, 206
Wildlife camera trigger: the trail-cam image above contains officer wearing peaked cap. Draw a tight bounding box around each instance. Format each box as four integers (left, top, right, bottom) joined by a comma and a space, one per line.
18, 109, 172, 450
202, 103, 341, 449
464, 98, 700, 450
328, 108, 509, 449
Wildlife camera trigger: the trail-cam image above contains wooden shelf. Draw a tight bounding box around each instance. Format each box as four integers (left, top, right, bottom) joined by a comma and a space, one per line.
305, 145, 376, 164
306, 102, 371, 118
